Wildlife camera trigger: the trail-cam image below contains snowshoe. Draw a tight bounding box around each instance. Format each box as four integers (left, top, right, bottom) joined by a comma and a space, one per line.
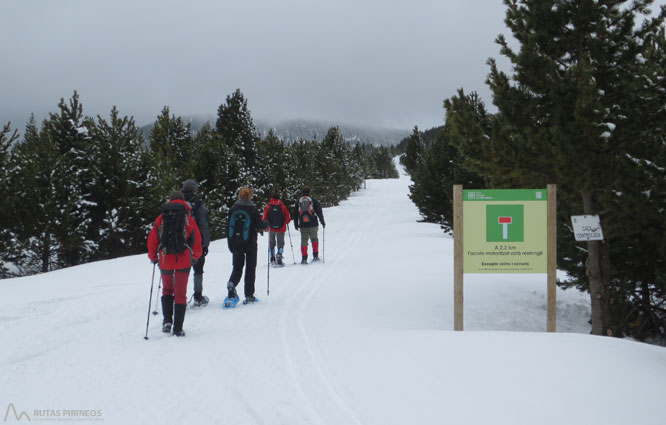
162, 322, 172, 333
173, 329, 186, 337
223, 294, 240, 309
312, 256, 321, 263
242, 295, 258, 305
191, 293, 209, 307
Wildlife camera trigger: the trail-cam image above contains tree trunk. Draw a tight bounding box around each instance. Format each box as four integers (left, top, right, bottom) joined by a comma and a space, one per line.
41, 235, 51, 274
600, 239, 613, 336
582, 190, 606, 335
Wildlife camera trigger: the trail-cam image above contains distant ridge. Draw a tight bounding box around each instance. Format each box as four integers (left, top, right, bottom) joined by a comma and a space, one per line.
139, 115, 409, 147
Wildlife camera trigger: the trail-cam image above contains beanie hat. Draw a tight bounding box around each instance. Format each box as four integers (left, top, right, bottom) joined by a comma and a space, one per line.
170, 191, 185, 201
302, 186, 311, 196
182, 179, 197, 194
272, 191, 281, 200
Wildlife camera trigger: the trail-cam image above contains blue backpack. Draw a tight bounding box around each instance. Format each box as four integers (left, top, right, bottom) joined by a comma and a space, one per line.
228, 209, 251, 246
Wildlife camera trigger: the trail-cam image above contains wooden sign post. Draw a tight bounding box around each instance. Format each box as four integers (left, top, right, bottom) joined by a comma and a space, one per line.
453, 185, 557, 332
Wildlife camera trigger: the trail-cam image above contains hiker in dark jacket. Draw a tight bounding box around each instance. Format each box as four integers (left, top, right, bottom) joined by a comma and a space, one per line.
294, 186, 325, 264
182, 179, 210, 307
226, 187, 267, 304
147, 191, 202, 337
262, 191, 291, 266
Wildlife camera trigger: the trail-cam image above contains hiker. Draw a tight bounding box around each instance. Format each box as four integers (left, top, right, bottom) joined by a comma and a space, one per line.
147, 191, 203, 337
225, 187, 267, 306
262, 190, 291, 267
182, 179, 210, 307
294, 186, 326, 264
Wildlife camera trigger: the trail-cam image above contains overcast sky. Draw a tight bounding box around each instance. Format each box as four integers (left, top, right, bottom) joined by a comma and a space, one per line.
1, 0, 664, 131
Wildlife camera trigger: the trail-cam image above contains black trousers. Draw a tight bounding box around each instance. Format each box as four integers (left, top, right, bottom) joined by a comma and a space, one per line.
229, 242, 257, 297
192, 252, 205, 275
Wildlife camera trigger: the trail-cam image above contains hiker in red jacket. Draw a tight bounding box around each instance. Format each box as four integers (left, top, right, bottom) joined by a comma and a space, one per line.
262, 191, 291, 266
147, 191, 202, 337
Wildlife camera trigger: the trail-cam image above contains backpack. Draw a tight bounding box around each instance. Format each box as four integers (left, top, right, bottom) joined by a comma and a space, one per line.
267, 204, 284, 229
228, 209, 251, 245
159, 202, 189, 254
188, 198, 202, 225
299, 196, 315, 224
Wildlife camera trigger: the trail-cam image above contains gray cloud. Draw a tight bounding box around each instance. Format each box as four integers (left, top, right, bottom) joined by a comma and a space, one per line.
2, 0, 662, 131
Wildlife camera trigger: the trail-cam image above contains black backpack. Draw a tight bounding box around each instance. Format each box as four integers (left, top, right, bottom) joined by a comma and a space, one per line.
299, 196, 315, 225
267, 204, 284, 229
188, 198, 202, 224
159, 202, 189, 254
228, 209, 251, 246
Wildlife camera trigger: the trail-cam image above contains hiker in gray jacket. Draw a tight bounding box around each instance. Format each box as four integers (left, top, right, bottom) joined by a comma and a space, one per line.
182, 179, 210, 307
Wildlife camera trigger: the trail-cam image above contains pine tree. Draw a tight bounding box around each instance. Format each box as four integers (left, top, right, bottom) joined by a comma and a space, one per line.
409, 98, 486, 233
448, 0, 666, 337
400, 126, 425, 175
215, 89, 260, 187
40, 91, 97, 267
374, 146, 399, 179
0, 123, 19, 277
288, 138, 319, 202
91, 107, 161, 259
8, 115, 64, 274
316, 126, 354, 206
257, 129, 296, 203
192, 121, 232, 239
149, 106, 195, 194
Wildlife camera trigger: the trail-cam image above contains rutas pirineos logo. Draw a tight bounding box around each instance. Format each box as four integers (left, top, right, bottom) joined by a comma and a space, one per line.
3, 403, 30, 422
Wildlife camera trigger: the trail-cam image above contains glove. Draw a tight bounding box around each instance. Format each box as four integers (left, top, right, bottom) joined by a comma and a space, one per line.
191, 257, 198, 265
202, 246, 209, 257
150, 258, 158, 265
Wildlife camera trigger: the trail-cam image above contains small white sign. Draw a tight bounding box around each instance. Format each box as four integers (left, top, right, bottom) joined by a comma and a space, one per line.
571, 215, 604, 241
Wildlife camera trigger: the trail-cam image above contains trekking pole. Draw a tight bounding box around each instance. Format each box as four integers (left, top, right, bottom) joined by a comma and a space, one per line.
323, 226, 325, 264
287, 223, 296, 264
152, 274, 162, 316
267, 246, 271, 296
144, 263, 157, 340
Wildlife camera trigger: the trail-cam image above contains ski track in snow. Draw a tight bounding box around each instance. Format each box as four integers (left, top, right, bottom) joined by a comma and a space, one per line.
279, 215, 369, 425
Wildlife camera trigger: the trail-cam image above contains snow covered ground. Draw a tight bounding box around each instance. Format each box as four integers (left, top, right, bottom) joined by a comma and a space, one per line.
2, 166, 665, 425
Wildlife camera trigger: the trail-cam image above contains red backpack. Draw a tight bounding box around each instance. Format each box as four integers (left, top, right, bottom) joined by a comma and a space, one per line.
298, 196, 314, 224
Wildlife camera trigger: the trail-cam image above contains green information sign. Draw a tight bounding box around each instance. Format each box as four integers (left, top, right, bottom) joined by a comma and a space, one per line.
463, 189, 547, 273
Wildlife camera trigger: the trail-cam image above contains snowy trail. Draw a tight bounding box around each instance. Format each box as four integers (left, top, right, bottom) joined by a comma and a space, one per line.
2, 165, 666, 425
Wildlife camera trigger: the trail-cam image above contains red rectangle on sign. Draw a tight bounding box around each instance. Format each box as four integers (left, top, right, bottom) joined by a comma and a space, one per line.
498, 216, 512, 224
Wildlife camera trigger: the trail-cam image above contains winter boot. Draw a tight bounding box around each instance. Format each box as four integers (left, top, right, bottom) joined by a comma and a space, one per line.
173, 303, 187, 337
276, 251, 284, 266
243, 295, 258, 305
301, 255, 308, 264
161, 295, 174, 333
192, 274, 209, 307
192, 292, 209, 307
312, 253, 320, 262
227, 280, 238, 299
